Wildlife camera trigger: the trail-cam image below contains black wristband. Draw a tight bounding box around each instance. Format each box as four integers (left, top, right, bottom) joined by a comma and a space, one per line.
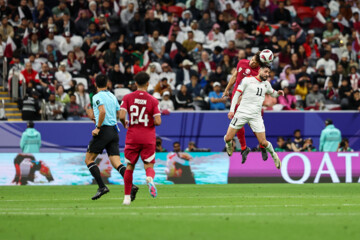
96, 126, 101, 129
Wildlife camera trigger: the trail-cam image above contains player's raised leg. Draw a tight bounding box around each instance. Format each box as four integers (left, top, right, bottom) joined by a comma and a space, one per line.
85, 152, 109, 200
144, 163, 157, 198
224, 124, 239, 157
254, 132, 281, 169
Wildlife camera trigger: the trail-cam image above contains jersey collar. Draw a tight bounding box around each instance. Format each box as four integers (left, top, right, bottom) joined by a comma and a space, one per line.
254, 77, 262, 82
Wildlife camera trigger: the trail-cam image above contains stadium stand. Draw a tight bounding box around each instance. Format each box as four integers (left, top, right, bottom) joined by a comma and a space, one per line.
0, 0, 359, 122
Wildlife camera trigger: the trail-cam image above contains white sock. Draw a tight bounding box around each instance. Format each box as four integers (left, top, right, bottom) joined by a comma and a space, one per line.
124, 195, 131, 202
265, 141, 275, 156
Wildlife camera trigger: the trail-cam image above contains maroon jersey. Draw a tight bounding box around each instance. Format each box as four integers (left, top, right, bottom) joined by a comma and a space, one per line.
120, 90, 161, 144
231, 59, 260, 99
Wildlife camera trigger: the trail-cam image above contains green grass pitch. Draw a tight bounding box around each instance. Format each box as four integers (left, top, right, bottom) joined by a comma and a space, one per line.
0, 184, 359, 240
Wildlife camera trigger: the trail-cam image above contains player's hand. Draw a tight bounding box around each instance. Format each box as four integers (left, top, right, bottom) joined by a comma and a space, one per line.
278, 90, 284, 96
92, 128, 100, 136
228, 112, 234, 120
222, 90, 229, 98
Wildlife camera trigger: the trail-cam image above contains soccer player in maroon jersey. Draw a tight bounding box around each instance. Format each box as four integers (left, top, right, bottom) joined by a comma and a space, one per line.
223, 51, 268, 163
119, 72, 162, 206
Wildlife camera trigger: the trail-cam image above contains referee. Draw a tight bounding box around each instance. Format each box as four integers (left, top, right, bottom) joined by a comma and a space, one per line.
85, 74, 138, 200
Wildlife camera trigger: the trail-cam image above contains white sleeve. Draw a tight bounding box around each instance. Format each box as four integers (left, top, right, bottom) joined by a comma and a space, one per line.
237, 77, 249, 93
265, 82, 279, 97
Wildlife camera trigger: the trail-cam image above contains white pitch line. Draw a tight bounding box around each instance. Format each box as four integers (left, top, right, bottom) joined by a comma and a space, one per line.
1, 195, 359, 202
1, 211, 360, 217
0, 203, 359, 211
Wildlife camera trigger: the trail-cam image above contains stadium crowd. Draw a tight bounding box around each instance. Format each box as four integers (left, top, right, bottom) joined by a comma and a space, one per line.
1, 0, 360, 121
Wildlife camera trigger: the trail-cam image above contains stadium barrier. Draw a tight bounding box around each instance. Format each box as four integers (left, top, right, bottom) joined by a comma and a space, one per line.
1, 152, 359, 185
0, 112, 359, 153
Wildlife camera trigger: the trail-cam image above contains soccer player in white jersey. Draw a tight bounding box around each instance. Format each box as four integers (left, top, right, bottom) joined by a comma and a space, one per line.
224, 65, 284, 169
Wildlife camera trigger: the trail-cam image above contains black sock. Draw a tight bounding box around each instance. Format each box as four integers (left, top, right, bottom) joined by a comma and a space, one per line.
87, 162, 105, 188
117, 164, 126, 178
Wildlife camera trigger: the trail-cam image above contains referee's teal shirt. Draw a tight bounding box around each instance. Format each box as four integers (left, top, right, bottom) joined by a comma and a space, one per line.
92, 90, 120, 126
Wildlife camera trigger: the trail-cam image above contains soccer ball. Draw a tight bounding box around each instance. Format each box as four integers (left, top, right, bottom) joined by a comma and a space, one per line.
259, 49, 274, 64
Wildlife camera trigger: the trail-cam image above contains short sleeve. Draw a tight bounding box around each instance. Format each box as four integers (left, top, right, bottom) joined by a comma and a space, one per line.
93, 94, 103, 109
153, 99, 161, 117
237, 77, 248, 93
115, 99, 120, 111
120, 95, 128, 112
266, 82, 275, 94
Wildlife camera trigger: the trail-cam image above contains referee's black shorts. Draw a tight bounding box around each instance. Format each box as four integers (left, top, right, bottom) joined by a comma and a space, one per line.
87, 125, 120, 156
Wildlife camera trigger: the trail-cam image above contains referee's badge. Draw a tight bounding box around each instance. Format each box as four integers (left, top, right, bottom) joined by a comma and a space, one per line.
96, 100, 100, 106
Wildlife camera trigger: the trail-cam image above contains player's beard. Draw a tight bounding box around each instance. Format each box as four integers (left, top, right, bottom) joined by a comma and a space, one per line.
259, 74, 267, 81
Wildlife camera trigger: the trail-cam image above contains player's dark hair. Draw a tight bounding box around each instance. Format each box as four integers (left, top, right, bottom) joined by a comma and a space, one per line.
134, 72, 150, 86
260, 63, 271, 70
95, 74, 108, 88
27, 121, 34, 128
254, 51, 261, 64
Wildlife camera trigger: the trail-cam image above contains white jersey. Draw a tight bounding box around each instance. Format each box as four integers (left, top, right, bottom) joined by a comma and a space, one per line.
236, 76, 275, 117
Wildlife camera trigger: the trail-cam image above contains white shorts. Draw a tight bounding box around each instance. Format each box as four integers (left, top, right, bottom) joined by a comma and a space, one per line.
229, 113, 265, 133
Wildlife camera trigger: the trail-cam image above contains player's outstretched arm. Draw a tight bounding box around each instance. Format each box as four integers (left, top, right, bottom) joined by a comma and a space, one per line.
223, 70, 238, 98
228, 90, 241, 119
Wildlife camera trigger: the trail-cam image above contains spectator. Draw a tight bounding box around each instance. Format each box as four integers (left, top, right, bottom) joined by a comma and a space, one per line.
182, 31, 197, 52
349, 90, 360, 110
190, 43, 204, 64
306, 84, 326, 109
148, 30, 167, 62
120, 2, 135, 26
274, 136, 291, 152
52, 0, 70, 22
291, 129, 304, 151
159, 91, 174, 111
337, 138, 354, 152
154, 78, 172, 96
55, 85, 70, 105
20, 91, 41, 121
186, 75, 202, 99
159, 63, 176, 90
313, 66, 328, 89
180, 10, 193, 31
338, 79, 353, 109
19, 62, 40, 88
324, 65, 344, 89
319, 119, 342, 152
55, 62, 72, 90
220, 54, 233, 75
279, 44, 292, 68
145, 10, 161, 35
74, 83, 90, 109
323, 80, 339, 104
173, 141, 181, 152
41, 29, 57, 51
234, 29, 251, 50
75, 10, 90, 36
349, 66, 360, 91
223, 40, 238, 60
279, 65, 296, 88
27, 31, 42, 55
273, 0, 291, 25
62, 51, 81, 76
301, 138, 317, 152
323, 22, 340, 47
209, 82, 226, 110
127, 12, 145, 38
198, 12, 214, 35
45, 93, 64, 120
20, 121, 41, 153
176, 59, 197, 86
185, 141, 197, 152
103, 42, 120, 68
205, 24, 227, 50
278, 87, 297, 110
239, 1, 254, 19
56, 13, 76, 35
175, 85, 194, 110
65, 94, 86, 120
147, 63, 161, 91
198, 51, 216, 73
59, 32, 75, 56
156, 137, 167, 152
165, 34, 182, 61
0, 15, 14, 39
224, 20, 237, 43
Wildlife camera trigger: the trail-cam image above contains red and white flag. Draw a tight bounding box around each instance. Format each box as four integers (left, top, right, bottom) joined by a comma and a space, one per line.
354, 31, 360, 52
22, 28, 29, 46
114, 0, 120, 16
18, 6, 25, 19
169, 43, 178, 59
4, 36, 17, 58
316, 11, 326, 25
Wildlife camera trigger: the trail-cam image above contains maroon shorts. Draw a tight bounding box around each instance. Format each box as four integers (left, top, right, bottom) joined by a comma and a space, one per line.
124, 143, 156, 165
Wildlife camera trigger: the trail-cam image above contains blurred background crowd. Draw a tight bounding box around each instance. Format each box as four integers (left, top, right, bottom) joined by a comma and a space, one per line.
1, 0, 360, 121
